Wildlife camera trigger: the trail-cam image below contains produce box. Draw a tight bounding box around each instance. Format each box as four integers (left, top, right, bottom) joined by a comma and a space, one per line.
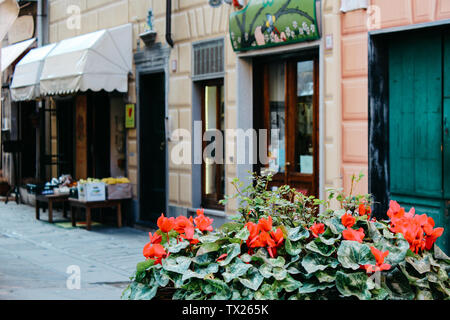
77, 182, 106, 202
107, 183, 132, 200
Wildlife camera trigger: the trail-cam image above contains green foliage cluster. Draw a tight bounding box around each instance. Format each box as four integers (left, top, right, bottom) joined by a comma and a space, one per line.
122, 173, 450, 300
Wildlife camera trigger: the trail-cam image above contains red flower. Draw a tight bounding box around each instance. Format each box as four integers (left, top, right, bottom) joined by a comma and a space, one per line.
216, 253, 228, 262
342, 227, 365, 243
174, 216, 195, 238
194, 213, 214, 232
196, 208, 204, 216
245, 218, 283, 258
359, 203, 372, 217
148, 231, 162, 244
387, 201, 444, 254
270, 228, 284, 248
157, 214, 175, 233
143, 243, 167, 264
425, 227, 444, 250
258, 216, 273, 233
310, 223, 325, 238
341, 213, 356, 228
363, 247, 391, 274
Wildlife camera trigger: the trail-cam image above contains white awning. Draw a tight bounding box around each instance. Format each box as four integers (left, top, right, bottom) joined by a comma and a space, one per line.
10, 43, 56, 101
0, 37, 35, 72
39, 23, 132, 96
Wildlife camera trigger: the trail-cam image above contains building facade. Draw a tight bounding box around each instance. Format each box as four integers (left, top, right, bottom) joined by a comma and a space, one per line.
4, 0, 449, 252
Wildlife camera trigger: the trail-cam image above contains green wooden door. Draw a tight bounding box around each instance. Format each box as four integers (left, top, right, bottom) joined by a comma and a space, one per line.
389, 32, 449, 252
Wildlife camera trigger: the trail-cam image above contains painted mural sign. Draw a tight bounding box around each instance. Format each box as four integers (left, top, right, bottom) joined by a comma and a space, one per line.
229, 0, 320, 52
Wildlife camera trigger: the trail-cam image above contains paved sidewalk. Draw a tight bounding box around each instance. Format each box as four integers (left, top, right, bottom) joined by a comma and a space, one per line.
0, 202, 151, 300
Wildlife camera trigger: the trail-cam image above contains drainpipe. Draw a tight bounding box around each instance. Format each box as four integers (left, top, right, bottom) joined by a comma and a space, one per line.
36, 0, 48, 181
165, 0, 174, 47
37, 0, 48, 47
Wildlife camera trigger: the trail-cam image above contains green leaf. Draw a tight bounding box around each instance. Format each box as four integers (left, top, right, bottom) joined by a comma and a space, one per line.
406, 255, 431, 274
266, 256, 286, 268
192, 252, 215, 266
222, 261, 252, 283
335, 271, 371, 300
219, 222, 244, 234
326, 216, 345, 235
288, 226, 310, 241
272, 267, 287, 281
379, 235, 410, 265
298, 281, 335, 294
181, 263, 219, 282
315, 269, 337, 283
434, 244, 450, 263
285, 239, 302, 256
217, 243, 241, 266
259, 263, 273, 278
276, 274, 302, 293
196, 242, 220, 256
126, 282, 158, 300
306, 239, 336, 257
235, 227, 250, 241
168, 240, 190, 253
239, 267, 264, 291
254, 283, 279, 300
384, 267, 415, 300
136, 259, 155, 274
162, 256, 191, 274
240, 253, 252, 263
204, 279, 232, 300
301, 252, 339, 274
318, 234, 341, 246
337, 240, 375, 270
198, 234, 220, 243
154, 269, 170, 287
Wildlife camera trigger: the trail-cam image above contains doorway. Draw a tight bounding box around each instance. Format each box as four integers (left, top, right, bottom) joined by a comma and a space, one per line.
200, 79, 225, 210
387, 30, 449, 250
254, 53, 319, 196
138, 72, 166, 224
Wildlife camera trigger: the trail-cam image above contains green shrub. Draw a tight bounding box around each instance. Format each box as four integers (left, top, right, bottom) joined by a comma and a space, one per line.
122, 173, 450, 300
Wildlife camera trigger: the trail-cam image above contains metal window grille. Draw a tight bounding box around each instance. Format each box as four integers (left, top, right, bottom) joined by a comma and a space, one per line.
192, 38, 224, 81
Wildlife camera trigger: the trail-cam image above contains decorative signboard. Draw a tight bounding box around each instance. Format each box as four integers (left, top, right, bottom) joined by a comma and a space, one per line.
229, 0, 321, 52
125, 104, 135, 129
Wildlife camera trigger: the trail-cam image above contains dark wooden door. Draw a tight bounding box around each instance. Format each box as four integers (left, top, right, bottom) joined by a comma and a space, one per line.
389, 31, 449, 251
258, 58, 319, 196
139, 72, 166, 223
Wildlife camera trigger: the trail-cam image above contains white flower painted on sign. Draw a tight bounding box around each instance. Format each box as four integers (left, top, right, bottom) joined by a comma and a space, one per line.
293, 21, 298, 29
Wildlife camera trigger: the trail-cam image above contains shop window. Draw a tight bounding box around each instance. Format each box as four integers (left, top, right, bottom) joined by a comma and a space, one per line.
201, 80, 225, 210
255, 53, 319, 196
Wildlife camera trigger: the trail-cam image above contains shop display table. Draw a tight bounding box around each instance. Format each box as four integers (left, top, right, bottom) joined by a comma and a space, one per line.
35, 194, 70, 223
68, 198, 127, 231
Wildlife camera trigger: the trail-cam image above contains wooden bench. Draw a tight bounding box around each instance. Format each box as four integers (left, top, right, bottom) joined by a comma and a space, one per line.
35, 194, 69, 223
68, 198, 126, 231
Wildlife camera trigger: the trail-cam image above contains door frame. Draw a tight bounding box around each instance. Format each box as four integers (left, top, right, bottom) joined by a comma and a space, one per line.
136, 70, 168, 227
253, 52, 320, 197
200, 78, 225, 210
368, 22, 450, 218
134, 43, 170, 227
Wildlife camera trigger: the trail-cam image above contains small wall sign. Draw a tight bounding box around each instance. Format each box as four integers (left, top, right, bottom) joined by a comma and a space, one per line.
125, 104, 135, 129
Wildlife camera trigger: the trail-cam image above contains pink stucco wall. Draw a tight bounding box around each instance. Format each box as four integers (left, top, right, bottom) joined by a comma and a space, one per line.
340, 0, 450, 195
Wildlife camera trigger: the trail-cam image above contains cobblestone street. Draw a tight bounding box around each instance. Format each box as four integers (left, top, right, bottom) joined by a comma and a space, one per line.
0, 202, 150, 300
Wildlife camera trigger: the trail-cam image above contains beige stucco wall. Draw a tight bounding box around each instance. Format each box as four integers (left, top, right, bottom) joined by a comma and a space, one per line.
47, 0, 239, 213
322, 0, 343, 206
